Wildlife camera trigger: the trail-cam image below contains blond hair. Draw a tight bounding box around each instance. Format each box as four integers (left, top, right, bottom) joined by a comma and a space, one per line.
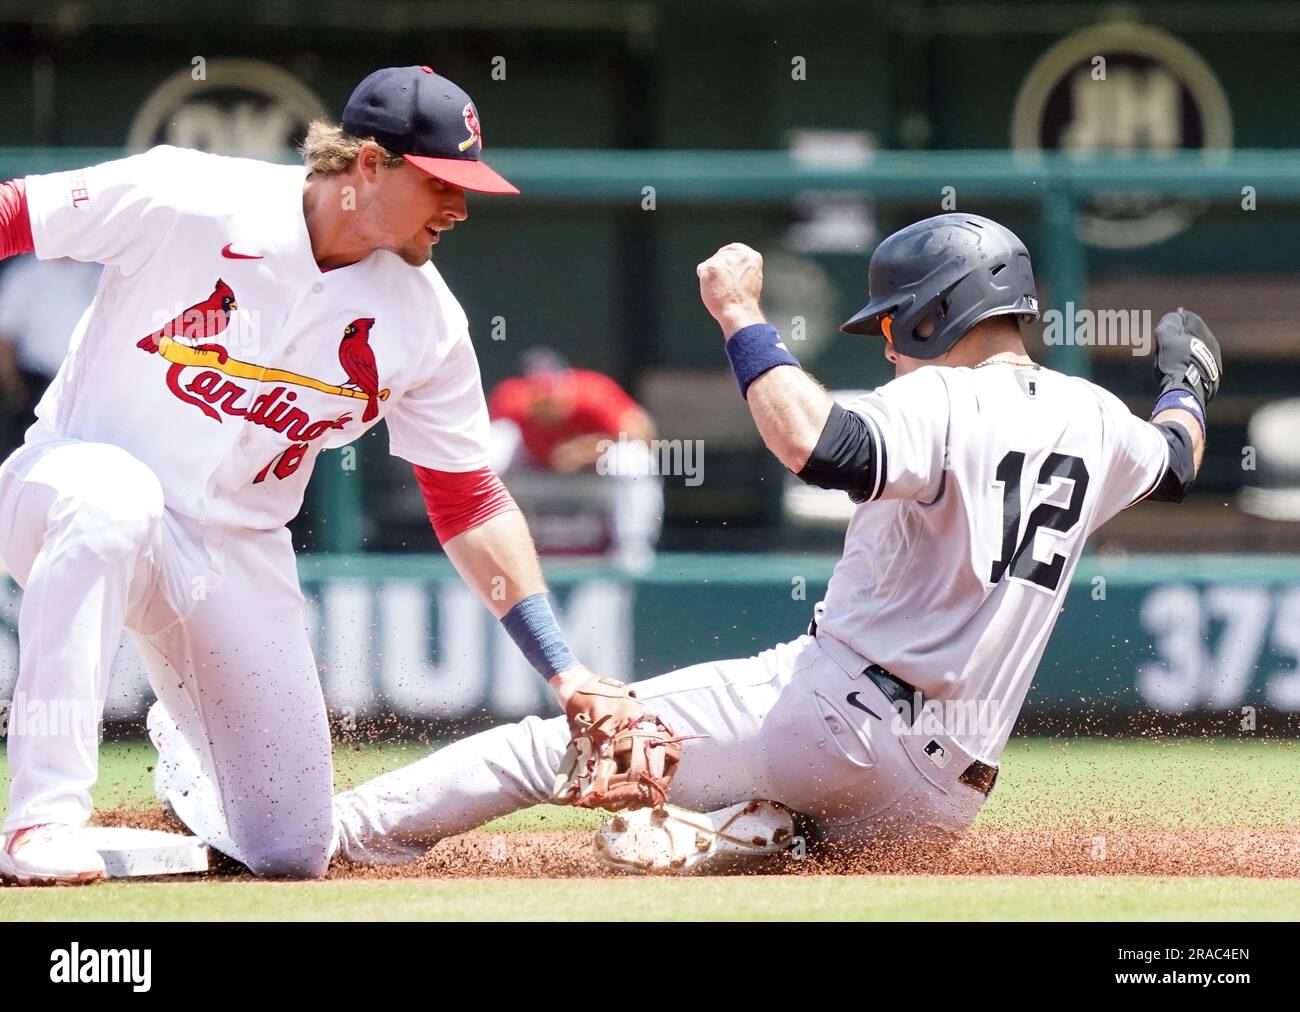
300, 119, 406, 175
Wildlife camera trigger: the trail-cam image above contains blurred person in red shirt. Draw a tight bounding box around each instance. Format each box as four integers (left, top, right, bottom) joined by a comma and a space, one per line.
488, 348, 662, 570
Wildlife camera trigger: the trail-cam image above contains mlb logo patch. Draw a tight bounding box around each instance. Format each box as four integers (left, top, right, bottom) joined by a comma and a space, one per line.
1016, 370, 1039, 399
924, 739, 951, 769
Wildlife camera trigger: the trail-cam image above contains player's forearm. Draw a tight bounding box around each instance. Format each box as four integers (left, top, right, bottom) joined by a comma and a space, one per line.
444, 511, 602, 702
442, 508, 548, 618
1152, 406, 1205, 476
419, 466, 589, 693
745, 363, 835, 473
719, 323, 877, 496
1144, 405, 1205, 504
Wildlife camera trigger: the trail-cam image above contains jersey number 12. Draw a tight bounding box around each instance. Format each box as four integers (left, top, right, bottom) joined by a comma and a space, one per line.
989, 450, 1090, 591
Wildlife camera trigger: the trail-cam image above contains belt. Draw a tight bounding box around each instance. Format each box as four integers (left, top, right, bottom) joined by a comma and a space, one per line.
864, 665, 999, 797
810, 616, 999, 797
863, 662, 926, 710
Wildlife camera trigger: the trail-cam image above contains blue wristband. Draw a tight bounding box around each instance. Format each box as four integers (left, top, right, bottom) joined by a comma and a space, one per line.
501, 593, 578, 680
1152, 389, 1206, 438
725, 323, 801, 398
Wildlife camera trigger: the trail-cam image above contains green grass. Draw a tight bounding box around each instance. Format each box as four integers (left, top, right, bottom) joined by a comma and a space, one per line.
980, 737, 1300, 830
3, 875, 1298, 922
2, 736, 1298, 920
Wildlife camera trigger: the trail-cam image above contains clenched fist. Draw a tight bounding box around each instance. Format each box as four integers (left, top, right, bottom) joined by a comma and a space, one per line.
1153, 308, 1222, 409
697, 243, 767, 339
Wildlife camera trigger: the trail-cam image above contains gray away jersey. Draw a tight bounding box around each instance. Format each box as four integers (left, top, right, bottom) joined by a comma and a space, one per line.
814, 363, 1170, 763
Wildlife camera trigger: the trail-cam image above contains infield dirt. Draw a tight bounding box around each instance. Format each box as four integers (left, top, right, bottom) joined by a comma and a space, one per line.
91, 805, 1300, 880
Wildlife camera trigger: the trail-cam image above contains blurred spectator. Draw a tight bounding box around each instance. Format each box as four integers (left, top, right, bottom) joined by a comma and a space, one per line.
0, 256, 101, 452
488, 348, 663, 571
1239, 398, 1300, 522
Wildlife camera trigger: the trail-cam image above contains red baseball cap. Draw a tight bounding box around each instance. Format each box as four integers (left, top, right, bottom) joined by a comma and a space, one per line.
342, 65, 518, 195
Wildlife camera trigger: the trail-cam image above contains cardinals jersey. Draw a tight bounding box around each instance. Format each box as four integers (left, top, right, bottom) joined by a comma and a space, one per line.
22, 145, 490, 529
813, 363, 1170, 763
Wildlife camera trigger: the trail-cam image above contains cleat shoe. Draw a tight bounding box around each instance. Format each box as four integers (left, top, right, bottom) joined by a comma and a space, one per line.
594, 799, 795, 875
0, 824, 107, 886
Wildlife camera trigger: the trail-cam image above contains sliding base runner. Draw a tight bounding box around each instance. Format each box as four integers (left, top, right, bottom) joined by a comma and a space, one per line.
331, 217, 1221, 876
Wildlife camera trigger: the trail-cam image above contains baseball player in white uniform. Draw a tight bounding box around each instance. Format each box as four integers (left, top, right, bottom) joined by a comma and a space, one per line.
0, 66, 676, 884
328, 215, 1221, 873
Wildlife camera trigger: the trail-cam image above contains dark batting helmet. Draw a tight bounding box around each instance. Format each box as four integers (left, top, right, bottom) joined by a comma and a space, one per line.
839, 213, 1039, 360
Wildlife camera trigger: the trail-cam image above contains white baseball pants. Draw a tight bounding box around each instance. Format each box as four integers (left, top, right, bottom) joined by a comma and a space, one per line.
0, 438, 334, 876
333, 632, 990, 863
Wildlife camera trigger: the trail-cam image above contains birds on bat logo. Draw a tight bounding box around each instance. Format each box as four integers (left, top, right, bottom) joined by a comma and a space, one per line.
133, 279, 387, 432
458, 103, 483, 152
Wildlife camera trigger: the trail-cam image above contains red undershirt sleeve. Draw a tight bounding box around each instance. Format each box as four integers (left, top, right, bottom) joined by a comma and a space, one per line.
413, 464, 519, 544
0, 179, 34, 260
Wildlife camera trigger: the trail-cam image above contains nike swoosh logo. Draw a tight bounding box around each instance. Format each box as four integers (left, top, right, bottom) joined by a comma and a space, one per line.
845, 692, 881, 720
221, 243, 263, 260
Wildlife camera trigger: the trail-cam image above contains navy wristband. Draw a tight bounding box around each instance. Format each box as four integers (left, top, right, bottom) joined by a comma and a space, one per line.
501, 593, 578, 680
725, 323, 801, 398
1152, 389, 1206, 438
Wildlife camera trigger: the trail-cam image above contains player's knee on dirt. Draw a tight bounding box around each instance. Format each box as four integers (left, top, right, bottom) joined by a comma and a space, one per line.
239, 820, 334, 879
244, 845, 329, 879
229, 782, 335, 879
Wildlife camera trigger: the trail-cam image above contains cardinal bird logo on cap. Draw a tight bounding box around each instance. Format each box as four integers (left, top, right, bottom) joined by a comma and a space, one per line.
338, 318, 382, 423
458, 103, 482, 153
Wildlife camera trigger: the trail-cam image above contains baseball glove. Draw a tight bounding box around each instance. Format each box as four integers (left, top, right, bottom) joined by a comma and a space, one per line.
550, 677, 687, 811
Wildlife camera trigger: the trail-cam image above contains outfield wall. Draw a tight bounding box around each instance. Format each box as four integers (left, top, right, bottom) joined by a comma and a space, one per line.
2, 553, 1298, 731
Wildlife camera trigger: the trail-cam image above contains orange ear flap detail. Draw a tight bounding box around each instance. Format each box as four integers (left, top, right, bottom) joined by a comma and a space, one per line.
881, 316, 893, 341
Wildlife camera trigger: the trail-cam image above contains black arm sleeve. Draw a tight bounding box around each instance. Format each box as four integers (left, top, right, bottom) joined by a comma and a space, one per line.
795, 402, 884, 503
1148, 419, 1197, 503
